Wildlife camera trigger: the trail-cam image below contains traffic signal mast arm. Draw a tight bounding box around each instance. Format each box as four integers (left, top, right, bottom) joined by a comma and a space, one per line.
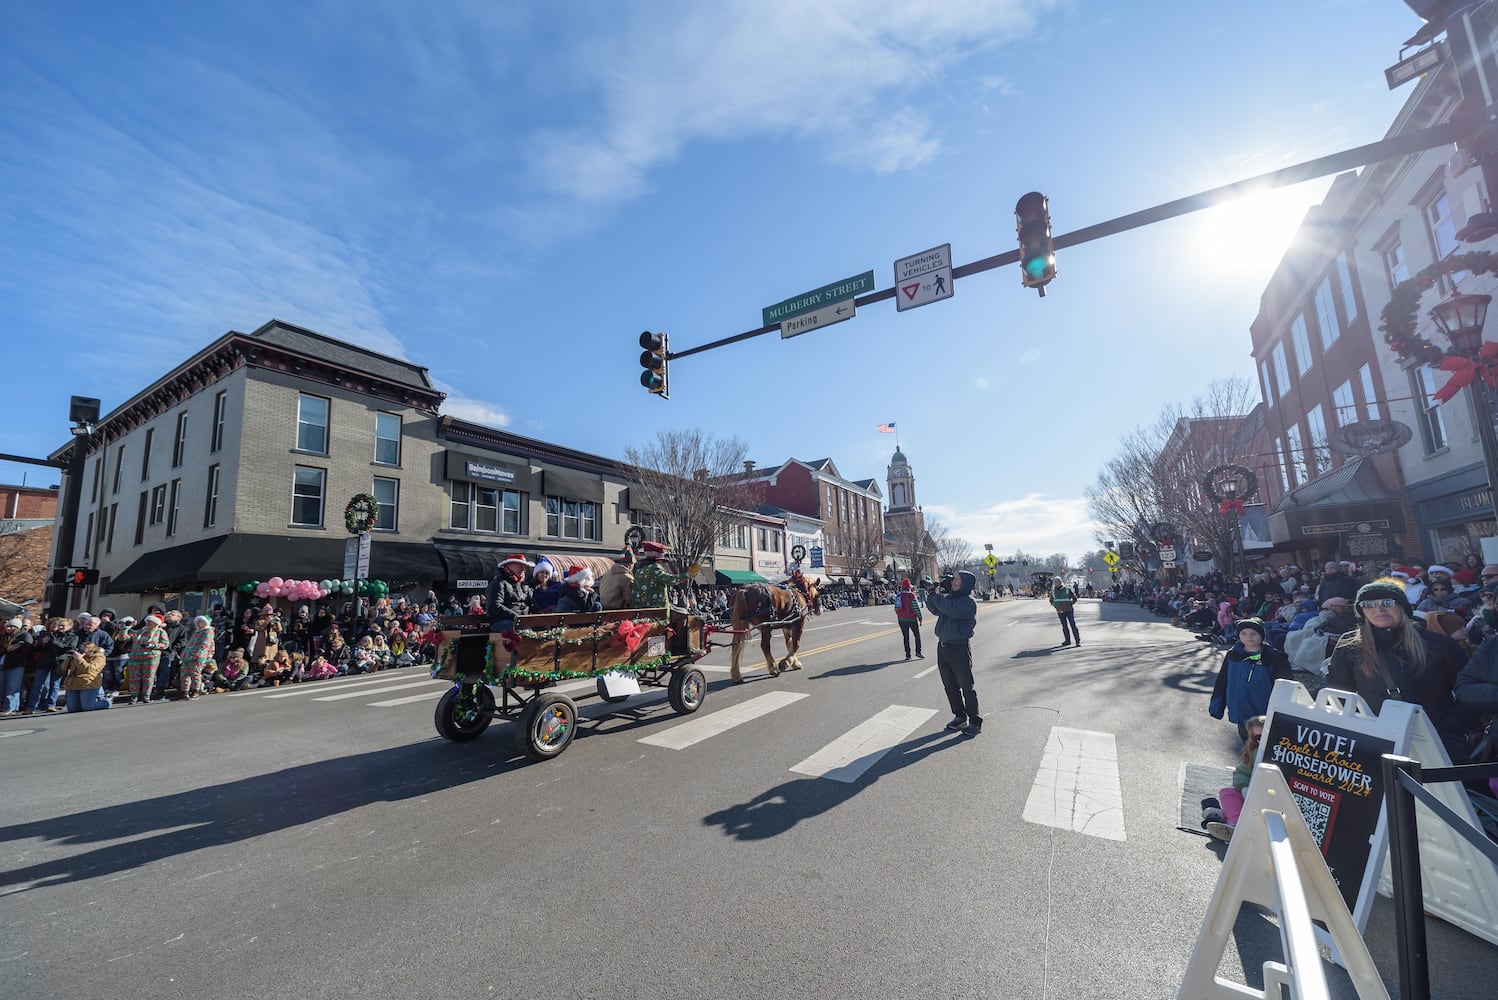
664, 120, 1467, 363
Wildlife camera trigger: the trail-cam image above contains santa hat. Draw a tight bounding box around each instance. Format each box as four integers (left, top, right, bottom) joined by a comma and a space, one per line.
1427, 564, 1453, 577
144, 614, 164, 627
533, 558, 556, 577
566, 565, 593, 586
499, 553, 534, 570
641, 540, 667, 556
901, 579, 912, 590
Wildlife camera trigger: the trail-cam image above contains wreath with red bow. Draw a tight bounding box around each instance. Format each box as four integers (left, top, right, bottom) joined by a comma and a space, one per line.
1380, 251, 1498, 371
344, 493, 380, 535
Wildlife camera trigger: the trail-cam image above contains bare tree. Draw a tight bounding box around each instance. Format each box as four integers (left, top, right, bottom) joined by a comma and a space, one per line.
841, 519, 887, 582
623, 430, 757, 579
1086, 377, 1258, 568
937, 533, 974, 576
889, 516, 938, 582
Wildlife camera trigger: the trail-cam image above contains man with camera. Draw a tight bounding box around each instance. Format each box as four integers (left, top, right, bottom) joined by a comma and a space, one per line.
925, 570, 981, 735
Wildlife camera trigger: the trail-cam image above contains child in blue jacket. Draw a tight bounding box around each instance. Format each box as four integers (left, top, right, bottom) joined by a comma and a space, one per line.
1208, 619, 1291, 741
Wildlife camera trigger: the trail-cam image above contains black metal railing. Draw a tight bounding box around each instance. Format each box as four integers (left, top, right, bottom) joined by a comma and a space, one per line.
1380, 753, 1498, 1000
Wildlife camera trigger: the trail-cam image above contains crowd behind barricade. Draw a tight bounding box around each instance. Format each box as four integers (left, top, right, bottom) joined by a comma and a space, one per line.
1124, 557, 1498, 843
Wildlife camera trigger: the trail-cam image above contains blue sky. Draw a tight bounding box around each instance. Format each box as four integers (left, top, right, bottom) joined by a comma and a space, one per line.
0, 1, 1429, 561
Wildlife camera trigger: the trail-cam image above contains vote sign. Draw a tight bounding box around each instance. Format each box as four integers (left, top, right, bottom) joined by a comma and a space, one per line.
1262, 712, 1395, 911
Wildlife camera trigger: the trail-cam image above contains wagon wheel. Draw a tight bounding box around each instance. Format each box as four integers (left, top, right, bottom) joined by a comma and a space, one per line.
434, 683, 495, 742
515, 692, 578, 760
596, 676, 631, 704
668, 666, 707, 715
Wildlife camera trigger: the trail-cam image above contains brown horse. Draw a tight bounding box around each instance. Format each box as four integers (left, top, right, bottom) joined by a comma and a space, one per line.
728, 585, 807, 683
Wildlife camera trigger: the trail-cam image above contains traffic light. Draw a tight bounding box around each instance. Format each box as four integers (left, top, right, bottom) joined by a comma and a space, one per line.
639, 331, 669, 398
69, 567, 99, 586
1014, 191, 1056, 296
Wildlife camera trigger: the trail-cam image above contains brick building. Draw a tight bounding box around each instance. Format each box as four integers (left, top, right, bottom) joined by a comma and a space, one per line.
0, 483, 59, 611
732, 458, 884, 581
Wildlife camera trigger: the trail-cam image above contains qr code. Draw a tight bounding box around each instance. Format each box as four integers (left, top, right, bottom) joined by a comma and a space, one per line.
1293, 793, 1332, 847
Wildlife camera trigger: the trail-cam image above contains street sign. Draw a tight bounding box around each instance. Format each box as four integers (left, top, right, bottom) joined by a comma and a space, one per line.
982, 553, 999, 569
343, 536, 358, 579
762, 270, 875, 327
893, 243, 954, 312
1102, 551, 1120, 567
780, 298, 855, 339
1159, 545, 1177, 562
357, 531, 371, 578
1162, 560, 1176, 569
1385, 40, 1445, 90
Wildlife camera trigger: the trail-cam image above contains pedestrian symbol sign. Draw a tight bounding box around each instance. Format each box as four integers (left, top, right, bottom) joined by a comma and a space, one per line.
982, 553, 999, 569
1102, 550, 1120, 567
893, 243, 954, 312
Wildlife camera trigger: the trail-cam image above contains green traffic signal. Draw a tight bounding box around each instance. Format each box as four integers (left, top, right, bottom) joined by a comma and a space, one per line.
1014, 191, 1056, 296
638, 330, 669, 398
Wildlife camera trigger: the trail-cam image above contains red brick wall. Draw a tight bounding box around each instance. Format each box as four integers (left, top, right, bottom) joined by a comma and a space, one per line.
763, 464, 817, 516
0, 525, 52, 608
0, 486, 59, 520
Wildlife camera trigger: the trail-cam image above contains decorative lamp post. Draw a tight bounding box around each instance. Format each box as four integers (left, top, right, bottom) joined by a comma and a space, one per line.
1428, 291, 1498, 504
1204, 464, 1259, 583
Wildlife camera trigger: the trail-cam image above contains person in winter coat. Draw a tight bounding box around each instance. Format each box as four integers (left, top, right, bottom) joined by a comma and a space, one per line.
1050, 579, 1080, 647
27, 617, 80, 713
1209, 619, 1292, 741
1456, 625, 1498, 715
598, 557, 634, 611
61, 642, 111, 711
1, 617, 36, 716
926, 570, 981, 735
1326, 578, 1471, 761
178, 616, 216, 700
555, 566, 603, 614
486, 554, 535, 629
530, 558, 563, 613
125, 615, 171, 705
894, 578, 924, 660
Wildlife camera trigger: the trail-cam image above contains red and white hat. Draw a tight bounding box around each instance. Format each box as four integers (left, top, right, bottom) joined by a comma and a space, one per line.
499, 553, 534, 570
566, 565, 592, 585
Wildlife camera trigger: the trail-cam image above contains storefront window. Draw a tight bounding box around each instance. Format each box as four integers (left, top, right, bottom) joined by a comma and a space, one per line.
1430, 519, 1497, 568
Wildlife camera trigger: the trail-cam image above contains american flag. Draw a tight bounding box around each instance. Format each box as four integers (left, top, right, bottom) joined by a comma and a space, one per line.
876, 422, 896, 433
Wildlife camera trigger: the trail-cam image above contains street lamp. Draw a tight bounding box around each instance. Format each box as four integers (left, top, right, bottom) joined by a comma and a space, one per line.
1428, 292, 1498, 503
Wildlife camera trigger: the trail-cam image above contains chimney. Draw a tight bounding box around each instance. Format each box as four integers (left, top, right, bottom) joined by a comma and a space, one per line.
744, 460, 756, 474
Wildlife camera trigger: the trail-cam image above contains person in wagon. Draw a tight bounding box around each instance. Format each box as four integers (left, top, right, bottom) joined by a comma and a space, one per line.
787, 567, 811, 607
630, 541, 681, 608
556, 565, 603, 614
485, 554, 535, 654
599, 550, 634, 610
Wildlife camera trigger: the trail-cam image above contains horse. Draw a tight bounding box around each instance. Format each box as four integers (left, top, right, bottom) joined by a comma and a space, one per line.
727, 584, 807, 683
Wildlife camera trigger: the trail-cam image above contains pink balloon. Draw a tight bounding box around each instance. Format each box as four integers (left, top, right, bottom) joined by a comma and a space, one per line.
268, 577, 284, 589
256, 583, 270, 597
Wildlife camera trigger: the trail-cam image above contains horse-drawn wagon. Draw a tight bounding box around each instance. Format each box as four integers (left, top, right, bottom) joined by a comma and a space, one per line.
430, 608, 714, 760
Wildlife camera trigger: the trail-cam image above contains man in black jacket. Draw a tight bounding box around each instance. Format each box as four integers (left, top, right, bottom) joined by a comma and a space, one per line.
1315, 561, 1357, 604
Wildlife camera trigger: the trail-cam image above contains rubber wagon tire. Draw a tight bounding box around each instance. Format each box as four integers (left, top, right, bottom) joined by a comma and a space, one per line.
434, 684, 495, 742
668, 667, 707, 715
515, 692, 578, 761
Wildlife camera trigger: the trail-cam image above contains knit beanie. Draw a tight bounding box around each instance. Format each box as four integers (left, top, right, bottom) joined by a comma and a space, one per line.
1354, 578, 1411, 614
1233, 618, 1266, 640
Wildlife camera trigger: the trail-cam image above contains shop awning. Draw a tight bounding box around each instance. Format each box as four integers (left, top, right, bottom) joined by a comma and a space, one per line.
105, 535, 231, 594
1268, 457, 1406, 545
715, 569, 768, 585
537, 551, 618, 581
435, 542, 504, 585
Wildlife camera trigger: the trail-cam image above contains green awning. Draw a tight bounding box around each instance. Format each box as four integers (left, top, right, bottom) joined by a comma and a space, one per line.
715, 569, 768, 585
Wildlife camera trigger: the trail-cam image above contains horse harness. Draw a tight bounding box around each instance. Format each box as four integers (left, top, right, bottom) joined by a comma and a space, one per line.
742, 584, 805, 628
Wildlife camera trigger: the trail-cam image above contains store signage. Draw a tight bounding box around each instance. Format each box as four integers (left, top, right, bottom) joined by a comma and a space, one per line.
456, 579, 488, 590
466, 461, 516, 484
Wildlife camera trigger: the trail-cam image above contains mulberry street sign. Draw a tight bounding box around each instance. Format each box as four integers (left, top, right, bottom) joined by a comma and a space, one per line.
762, 270, 875, 327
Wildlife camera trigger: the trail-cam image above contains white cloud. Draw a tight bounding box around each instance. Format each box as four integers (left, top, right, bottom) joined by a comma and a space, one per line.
925, 494, 1100, 561
1018, 347, 1042, 365
435, 382, 512, 427
526, 0, 1057, 203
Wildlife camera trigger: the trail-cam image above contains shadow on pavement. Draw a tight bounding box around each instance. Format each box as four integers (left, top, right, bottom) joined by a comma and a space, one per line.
810, 659, 907, 679
702, 731, 961, 841
0, 739, 531, 894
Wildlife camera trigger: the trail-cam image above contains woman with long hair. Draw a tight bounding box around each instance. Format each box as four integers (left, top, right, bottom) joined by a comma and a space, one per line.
1326, 578, 1470, 760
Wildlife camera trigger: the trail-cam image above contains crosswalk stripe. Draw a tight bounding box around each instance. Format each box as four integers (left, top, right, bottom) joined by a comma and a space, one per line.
789, 705, 938, 783
1021, 726, 1126, 842
638, 690, 807, 750
369, 690, 450, 708
313, 680, 442, 702
913, 663, 938, 679
248, 673, 426, 699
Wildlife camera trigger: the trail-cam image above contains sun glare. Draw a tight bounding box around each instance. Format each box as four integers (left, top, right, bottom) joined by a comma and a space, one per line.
1189, 187, 1320, 284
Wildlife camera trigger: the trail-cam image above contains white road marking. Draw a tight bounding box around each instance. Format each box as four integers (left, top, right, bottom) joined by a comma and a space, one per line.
313, 680, 441, 702
1022, 727, 1126, 841
789, 705, 938, 783
246, 674, 423, 699
638, 691, 808, 750
369, 690, 450, 708
913, 663, 938, 679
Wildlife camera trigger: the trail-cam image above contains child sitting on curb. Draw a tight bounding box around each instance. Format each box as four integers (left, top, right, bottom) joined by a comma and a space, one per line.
1200, 714, 1266, 842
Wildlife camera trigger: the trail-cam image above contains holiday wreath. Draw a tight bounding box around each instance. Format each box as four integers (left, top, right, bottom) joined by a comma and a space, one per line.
344, 493, 380, 535
1379, 250, 1498, 368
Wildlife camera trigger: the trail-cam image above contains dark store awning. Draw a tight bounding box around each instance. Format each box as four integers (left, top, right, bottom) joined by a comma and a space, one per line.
105, 535, 230, 594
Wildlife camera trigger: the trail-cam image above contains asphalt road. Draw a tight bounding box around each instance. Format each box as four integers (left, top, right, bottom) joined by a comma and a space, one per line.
3, 597, 1496, 999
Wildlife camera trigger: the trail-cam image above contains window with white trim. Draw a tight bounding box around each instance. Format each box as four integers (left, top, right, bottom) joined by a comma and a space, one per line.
1411, 367, 1447, 453
372, 476, 398, 531
204, 464, 220, 528
1336, 255, 1359, 324
1315, 278, 1340, 349
211, 391, 227, 452
1260, 360, 1275, 408
1306, 405, 1330, 475
172, 411, 188, 467
297, 394, 329, 454
546, 496, 598, 540
374, 412, 401, 465
1286, 424, 1308, 485
451, 483, 522, 534
1271, 343, 1291, 400
292, 466, 325, 526
1332, 380, 1356, 426
1358, 363, 1380, 421
149, 483, 167, 525
166, 478, 181, 536
1291, 315, 1312, 376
